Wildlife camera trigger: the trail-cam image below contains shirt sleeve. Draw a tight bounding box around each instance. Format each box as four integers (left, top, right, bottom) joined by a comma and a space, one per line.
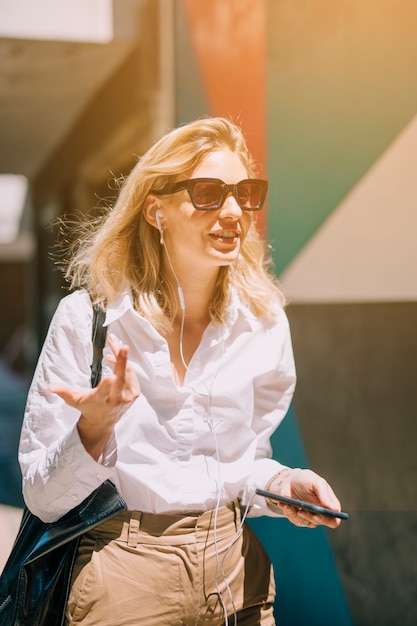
242, 309, 297, 517
18, 290, 115, 522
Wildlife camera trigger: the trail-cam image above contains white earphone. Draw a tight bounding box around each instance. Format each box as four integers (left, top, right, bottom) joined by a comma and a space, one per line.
155, 209, 164, 244
154, 202, 235, 623
155, 208, 185, 310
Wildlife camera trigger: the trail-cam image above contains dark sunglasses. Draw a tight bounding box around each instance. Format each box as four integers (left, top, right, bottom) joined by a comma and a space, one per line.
153, 177, 268, 211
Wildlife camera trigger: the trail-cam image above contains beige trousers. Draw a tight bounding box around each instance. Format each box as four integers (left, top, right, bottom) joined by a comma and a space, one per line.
65, 502, 276, 625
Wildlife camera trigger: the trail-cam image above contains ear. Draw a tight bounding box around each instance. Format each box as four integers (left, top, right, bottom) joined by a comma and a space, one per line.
142, 195, 162, 230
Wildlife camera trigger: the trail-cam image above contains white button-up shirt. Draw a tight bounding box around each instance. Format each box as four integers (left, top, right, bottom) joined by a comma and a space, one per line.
19, 288, 296, 522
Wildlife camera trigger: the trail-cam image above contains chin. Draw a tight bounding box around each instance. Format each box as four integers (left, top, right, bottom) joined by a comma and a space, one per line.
211, 251, 239, 266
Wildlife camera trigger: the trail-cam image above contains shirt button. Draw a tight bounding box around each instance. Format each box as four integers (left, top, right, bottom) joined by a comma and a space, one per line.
96, 473, 103, 480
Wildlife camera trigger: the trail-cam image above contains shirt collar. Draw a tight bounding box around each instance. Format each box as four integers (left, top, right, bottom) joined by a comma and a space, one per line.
224, 288, 260, 334
104, 286, 262, 335
104, 289, 135, 326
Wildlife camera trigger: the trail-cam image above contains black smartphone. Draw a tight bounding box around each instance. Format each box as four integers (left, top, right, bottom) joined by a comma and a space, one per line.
256, 488, 349, 520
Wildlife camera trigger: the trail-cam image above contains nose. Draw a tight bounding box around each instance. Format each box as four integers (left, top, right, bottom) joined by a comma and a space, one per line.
219, 192, 243, 218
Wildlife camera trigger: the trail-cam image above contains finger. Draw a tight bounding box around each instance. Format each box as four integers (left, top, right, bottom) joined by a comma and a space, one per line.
107, 333, 125, 358
308, 475, 342, 512
295, 511, 320, 528
105, 348, 135, 379
49, 387, 90, 409
108, 350, 130, 403
297, 511, 340, 529
278, 503, 307, 526
321, 488, 342, 513
106, 334, 137, 375
107, 334, 129, 377
48, 384, 94, 406
280, 503, 336, 529
48, 384, 81, 407
107, 335, 129, 385
50, 378, 114, 408
114, 346, 129, 375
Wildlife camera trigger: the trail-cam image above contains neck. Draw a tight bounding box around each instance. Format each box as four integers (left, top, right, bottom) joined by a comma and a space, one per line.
161, 263, 218, 385
174, 272, 217, 325
162, 254, 219, 324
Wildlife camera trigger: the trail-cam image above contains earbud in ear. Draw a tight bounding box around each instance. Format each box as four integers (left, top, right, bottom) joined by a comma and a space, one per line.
155, 209, 164, 244
155, 209, 162, 230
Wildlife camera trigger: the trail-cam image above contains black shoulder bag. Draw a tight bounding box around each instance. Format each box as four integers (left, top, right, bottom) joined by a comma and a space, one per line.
0, 305, 127, 626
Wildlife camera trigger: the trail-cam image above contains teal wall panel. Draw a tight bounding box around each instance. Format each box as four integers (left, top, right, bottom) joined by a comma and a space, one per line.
267, 0, 417, 272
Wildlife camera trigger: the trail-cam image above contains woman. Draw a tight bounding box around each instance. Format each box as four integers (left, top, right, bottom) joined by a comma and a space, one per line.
19, 117, 342, 625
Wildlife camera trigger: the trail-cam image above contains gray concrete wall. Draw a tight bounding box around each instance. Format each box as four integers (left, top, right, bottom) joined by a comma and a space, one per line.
287, 302, 417, 625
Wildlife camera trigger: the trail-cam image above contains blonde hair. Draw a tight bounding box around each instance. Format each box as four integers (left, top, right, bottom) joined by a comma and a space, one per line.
63, 117, 286, 331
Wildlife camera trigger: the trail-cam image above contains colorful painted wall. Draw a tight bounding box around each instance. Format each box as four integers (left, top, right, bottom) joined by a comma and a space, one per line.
175, 1, 417, 625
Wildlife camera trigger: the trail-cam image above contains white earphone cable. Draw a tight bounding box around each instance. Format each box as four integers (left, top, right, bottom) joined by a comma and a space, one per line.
161, 233, 241, 625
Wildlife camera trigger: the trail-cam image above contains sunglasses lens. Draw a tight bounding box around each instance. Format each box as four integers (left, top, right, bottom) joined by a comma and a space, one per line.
187, 179, 266, 210
237, 182, 264, 210
191, 181, 222, 209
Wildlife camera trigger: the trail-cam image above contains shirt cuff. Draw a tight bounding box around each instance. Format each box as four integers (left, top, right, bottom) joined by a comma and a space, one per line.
60, 425, 116, 500
243, 458, 290, 518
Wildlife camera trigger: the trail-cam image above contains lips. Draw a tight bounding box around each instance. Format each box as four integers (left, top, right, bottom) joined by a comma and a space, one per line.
209, 230, 239, 241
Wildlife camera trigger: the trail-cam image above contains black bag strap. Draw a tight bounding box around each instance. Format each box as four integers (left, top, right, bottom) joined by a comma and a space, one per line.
90, 304, 107, 388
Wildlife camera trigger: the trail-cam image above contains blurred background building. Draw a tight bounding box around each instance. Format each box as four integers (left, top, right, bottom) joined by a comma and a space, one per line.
0, 1, 416, 624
